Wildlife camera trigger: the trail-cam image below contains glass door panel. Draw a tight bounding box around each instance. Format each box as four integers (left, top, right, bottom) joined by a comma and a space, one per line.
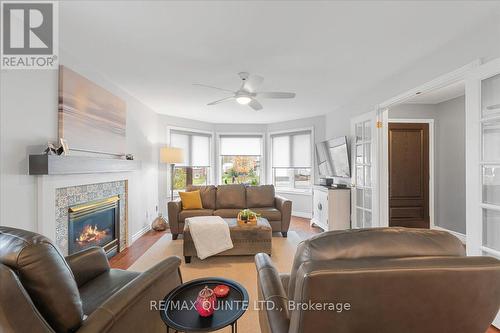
483, 166, 500, 206
482, 119, 500, 161
483, 209, 500, 252
482, 73, 500, 118
352, 117, 374, 228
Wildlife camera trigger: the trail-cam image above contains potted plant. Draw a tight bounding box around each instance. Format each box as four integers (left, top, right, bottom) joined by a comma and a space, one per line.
238, 209, 261, 224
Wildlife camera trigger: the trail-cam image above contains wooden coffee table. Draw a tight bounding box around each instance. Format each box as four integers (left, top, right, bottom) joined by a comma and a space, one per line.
183, 217, 272, 263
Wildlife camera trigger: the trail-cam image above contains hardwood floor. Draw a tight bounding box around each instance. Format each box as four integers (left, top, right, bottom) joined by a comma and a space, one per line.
110, 217, 498, 332
109, 229, 166, 269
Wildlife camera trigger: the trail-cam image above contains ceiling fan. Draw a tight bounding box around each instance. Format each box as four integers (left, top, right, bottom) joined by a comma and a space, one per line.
194, 72, 296, 111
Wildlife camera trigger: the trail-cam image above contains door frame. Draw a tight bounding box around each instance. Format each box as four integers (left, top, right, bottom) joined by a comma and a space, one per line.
387, 119, 435, 229
376, 59, 480, 229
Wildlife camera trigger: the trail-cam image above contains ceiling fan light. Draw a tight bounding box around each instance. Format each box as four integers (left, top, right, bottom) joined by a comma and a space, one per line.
236, 96, 252, 105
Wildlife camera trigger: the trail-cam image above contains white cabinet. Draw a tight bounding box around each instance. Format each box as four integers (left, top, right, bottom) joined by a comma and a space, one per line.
311, 185, 351, 231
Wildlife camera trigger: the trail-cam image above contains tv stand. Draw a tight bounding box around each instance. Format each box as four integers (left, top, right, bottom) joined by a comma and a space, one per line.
311, 185, 351, 231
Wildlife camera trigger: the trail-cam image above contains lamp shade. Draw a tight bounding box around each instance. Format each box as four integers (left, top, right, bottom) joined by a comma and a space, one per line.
160, 146, 184, 164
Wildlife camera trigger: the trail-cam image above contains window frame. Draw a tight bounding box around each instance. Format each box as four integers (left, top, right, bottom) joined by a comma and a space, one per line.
268, 127, 314, 194
216, 133, 265, 185
167, 126, 215, 195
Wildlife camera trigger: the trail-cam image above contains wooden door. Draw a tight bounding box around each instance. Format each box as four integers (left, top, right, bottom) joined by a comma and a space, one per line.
388, 123, 429, 228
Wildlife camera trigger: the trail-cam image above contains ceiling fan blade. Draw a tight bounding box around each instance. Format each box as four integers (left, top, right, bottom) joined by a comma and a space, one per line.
207, 96, 235, 105
257, 92, 296, 99
243, 75, 264, 92
193, 83, 234, 93
248, 98, 263, 111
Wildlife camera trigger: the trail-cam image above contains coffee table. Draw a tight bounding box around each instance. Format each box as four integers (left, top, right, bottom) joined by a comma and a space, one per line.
160, 277, 249, 332
183, 217, 272, 263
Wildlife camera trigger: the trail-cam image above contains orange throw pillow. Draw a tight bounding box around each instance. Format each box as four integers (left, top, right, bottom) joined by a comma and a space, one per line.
179, 190, 203, 210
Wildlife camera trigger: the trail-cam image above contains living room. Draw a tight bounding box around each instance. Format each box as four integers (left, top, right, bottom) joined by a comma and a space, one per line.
1, 1, 500, 333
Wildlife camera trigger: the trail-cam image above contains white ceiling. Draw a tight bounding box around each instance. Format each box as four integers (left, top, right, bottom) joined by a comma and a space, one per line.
59, 1, 500, 124
404, 81, 465, 105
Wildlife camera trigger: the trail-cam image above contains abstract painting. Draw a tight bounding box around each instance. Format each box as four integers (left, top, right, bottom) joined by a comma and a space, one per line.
58, 66, 126, 154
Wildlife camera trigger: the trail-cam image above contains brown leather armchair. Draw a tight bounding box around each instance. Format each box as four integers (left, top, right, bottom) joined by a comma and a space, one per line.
0, 227, 182, 333
255, 227, 500, 333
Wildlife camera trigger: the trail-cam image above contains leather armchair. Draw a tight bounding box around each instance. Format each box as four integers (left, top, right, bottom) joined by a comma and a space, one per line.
255, 227, 500, 333
0, 227, 182, 333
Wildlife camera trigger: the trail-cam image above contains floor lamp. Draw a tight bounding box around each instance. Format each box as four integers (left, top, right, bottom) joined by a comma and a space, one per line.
160, 146, 184, 201
152, 147, 184, 231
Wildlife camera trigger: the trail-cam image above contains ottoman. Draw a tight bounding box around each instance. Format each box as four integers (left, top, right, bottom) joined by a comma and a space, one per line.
183, 217, 272, 263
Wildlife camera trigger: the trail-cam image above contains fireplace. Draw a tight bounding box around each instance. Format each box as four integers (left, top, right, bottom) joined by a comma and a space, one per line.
68, 196, 120, 256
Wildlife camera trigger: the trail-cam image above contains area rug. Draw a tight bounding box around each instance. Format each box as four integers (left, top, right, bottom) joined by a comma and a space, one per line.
128, 232, 303, 333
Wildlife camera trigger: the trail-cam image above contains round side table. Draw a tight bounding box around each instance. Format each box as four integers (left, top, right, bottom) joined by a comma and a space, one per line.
160, 277, 249, 333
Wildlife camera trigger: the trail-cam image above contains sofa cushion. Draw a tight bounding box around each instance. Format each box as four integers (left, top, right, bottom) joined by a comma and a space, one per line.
213, 209, 241, 218
246, 185, 275, 208
287, 227, 466, 299
187, 185, 216, 209
179, 190, 203, 210
179, 209, 214, 222
216, 184, 246, 209
0, 227, 83, 332
250, 207, 281, 221
79, 269, 140, 315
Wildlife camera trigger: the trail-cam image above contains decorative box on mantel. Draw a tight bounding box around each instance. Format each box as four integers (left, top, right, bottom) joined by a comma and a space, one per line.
29, 155, 141, 175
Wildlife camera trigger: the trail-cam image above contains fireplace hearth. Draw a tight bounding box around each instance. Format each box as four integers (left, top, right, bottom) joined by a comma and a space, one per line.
68, 196, 120, 256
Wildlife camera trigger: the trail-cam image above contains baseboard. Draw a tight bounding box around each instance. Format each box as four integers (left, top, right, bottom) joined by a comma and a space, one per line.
432, 226, 466, 243
292, 211, 312, 219
131, 224, 151, 244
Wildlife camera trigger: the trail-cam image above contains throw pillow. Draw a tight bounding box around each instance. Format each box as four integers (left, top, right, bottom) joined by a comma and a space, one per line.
179, 190, 203, 210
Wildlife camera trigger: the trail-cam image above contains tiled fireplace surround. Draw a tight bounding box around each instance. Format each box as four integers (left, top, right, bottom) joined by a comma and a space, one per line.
55, 181, 127, 255
36, 174, 129, 256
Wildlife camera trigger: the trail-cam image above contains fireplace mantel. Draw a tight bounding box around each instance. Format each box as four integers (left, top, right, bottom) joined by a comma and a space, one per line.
29, 155, 141, 175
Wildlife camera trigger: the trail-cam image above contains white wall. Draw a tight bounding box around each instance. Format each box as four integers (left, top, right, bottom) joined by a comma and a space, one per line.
0, 51, 160, 242
0, 70, 58, 231
388, 96, 466, 234
435, 96, 466, 234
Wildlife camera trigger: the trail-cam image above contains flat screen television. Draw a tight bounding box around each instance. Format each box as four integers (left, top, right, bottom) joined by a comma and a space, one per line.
315, 136, 350, 178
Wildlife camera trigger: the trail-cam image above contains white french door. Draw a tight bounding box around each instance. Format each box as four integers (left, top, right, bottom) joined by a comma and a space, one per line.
351, 112, 378, 228
466, 57, 500, 328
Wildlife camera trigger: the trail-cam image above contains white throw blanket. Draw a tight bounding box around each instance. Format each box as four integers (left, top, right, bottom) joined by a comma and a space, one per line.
185, 216, 233, 260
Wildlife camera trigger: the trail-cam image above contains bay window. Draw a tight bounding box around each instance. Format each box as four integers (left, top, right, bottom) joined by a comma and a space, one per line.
170, 129, 211, 193
271, 130, 312, 190
219, 135, 263, 185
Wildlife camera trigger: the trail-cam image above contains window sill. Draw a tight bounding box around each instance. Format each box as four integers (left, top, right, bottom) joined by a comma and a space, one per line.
275, 189, 312, 196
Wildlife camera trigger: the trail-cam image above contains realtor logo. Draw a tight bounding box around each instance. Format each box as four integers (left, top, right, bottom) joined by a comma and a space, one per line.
1, 1, 58, 69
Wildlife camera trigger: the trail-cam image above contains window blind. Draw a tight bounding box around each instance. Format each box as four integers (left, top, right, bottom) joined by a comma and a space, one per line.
219, 135, 262, 156
271, 130, 312, 168
170, 130, 211, 167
